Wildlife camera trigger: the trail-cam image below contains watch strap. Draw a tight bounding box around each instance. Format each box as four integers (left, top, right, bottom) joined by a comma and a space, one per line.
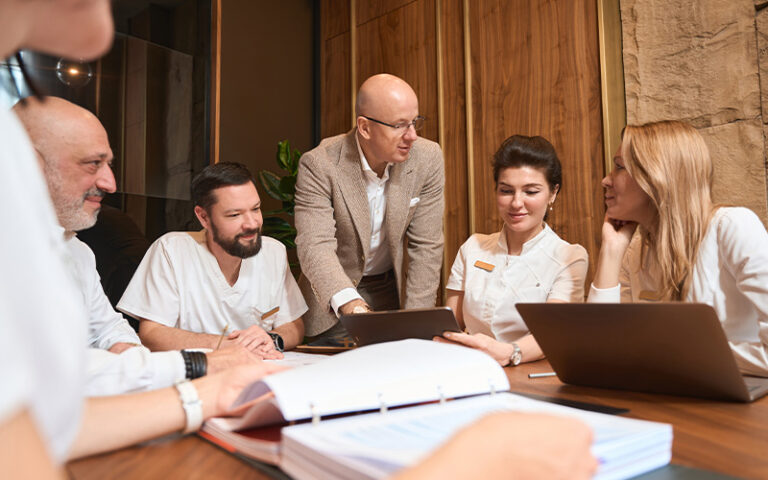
175, 380, 203, 434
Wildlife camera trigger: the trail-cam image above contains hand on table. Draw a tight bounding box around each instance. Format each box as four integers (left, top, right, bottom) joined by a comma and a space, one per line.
227, 324, 283, 360
339, 299, 371, 316
205, 344, 264, 375
433, 331, 512, 366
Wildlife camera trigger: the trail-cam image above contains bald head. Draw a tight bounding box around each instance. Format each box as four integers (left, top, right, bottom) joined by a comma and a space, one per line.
355, 74, 417, 117
355, 74, 421, 172
14, 96, 115, 232
14, 96, 104, 158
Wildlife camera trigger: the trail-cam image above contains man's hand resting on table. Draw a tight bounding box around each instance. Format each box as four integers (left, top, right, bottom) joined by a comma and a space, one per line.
226, 324, 282, 359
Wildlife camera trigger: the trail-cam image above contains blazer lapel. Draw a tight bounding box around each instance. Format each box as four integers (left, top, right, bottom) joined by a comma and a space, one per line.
337, 131, 372, 254
385, 159, 413, 248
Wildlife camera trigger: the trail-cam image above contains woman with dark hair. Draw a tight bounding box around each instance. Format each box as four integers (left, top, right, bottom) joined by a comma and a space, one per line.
436, 135, 588, 366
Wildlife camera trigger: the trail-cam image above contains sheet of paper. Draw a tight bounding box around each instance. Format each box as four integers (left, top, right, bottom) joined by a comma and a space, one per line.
264, 351, 330, 368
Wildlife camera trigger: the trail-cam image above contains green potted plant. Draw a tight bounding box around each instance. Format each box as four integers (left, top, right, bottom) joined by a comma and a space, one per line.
258, 140, 300, 249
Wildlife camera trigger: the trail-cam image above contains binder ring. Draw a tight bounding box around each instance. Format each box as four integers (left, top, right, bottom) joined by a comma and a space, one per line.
310, 402, 320, 426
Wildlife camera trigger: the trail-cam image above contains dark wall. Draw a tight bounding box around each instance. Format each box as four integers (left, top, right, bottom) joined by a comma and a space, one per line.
219, 0, 315, 214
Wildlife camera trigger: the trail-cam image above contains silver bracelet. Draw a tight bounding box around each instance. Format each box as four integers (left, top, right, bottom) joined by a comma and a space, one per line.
175, 380, 203, 434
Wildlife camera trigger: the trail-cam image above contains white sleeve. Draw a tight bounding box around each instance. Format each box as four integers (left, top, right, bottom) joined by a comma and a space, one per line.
587, 284, 621, 303
117, 238, 181, 326
84, 347, 186, 396
272, 258, 309, 328
717, 209, 768, 376
445, 239, 468, 292
82, 252, 141, 348
330, 288, 364, 315
548, 246, 588, 302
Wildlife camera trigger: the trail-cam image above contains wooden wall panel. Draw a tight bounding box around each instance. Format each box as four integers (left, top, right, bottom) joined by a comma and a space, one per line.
320, 0, 351, 137
321, 32, 352, 137
440, 0, 469, 280
357, 0, 414, 25
322, 0, 350, 40
469, 0, 605, 280
355, 0, 439, 143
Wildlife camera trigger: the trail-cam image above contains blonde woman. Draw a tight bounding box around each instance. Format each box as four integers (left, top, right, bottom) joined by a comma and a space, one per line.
436, 135, 588, 366
590, 120, 768, 377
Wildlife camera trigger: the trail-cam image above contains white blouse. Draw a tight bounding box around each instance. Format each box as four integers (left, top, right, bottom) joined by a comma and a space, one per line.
589, 207, 768, 377
447, 225, 588, 342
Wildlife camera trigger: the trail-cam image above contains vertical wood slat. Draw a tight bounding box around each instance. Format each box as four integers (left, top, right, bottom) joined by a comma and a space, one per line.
210, 0, 221, 164
440, 0, 470, 285
597, 0, 626, 174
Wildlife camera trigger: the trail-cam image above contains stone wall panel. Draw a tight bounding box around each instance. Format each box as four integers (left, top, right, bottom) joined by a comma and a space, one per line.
700, 119, 768, 223
621, 0, 760, 128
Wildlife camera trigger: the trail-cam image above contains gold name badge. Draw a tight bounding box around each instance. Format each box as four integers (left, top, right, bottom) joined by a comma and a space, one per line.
474, 260, 495, 272
262, 306, 280, 319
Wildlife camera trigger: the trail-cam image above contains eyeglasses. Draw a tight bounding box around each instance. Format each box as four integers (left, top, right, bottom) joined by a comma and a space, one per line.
361, 115, 425, 132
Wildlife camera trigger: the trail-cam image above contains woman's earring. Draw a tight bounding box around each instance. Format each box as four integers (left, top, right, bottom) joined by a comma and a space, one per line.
549, 203, 554, 212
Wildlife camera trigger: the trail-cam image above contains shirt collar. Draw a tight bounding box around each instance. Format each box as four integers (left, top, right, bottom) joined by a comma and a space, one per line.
355, 132, 391, 182
496, 223, 551, 255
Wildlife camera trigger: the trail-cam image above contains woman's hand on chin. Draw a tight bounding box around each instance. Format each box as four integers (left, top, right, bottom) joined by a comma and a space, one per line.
601, 214, 637, 254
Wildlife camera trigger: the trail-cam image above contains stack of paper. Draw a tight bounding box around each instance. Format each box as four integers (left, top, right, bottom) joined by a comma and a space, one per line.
280, 393, 672, 480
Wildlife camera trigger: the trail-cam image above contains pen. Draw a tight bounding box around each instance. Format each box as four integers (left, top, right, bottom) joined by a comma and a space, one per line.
215, 323, 229, 350
528, 372, 556, 379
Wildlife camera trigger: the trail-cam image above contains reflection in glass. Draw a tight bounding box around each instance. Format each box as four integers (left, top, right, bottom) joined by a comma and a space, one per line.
55, 58, 93, 87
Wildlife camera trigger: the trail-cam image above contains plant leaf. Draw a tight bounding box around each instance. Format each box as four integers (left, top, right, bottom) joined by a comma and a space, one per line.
258, 171, 283, 201
277, 140, 291, 171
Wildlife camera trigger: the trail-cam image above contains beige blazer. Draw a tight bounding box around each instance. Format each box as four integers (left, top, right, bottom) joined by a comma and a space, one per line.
294, 129, 445, 335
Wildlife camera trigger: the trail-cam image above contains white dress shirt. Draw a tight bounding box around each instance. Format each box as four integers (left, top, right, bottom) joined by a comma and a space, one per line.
118, 231, 308, 333
330, 134, 394, 314
447, 225, 588, 342
0, 107, 86, 462
588, 207, 768, 376
65, 233, 142, 348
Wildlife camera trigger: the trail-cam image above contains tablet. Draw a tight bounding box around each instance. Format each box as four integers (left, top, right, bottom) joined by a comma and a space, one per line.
339, 307, 461, 347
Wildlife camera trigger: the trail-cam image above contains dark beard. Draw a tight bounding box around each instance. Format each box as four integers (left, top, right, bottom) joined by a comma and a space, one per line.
210, 222, 262, 258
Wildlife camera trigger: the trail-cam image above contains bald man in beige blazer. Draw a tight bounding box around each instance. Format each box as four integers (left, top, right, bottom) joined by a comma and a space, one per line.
295, 74, 445, 339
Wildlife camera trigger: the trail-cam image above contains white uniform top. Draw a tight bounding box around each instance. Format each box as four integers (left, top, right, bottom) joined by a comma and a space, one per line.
63, 233, 185, 395
589, 207, 768, 377
447, 225, 588, 342
118, 231, 308, 333
0, 107, 86, 462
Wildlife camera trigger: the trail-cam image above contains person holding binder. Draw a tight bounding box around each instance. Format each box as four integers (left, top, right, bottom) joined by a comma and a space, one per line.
436, 135, 588, 366
589, 120, 768, 377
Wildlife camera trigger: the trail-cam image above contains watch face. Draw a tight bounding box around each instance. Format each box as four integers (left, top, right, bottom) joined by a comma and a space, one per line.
269, 332, 285, 352
511, 352, 522, 366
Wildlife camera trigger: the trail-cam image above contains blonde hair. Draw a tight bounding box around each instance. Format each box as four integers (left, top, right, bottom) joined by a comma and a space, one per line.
622, 120, 714, 300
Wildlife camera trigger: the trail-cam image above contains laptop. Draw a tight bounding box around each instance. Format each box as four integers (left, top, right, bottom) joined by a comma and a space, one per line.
516, 303, 768, 402
339, 307, 461, 347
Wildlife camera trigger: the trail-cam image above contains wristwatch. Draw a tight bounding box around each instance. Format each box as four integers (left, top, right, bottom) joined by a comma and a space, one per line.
507, 342, 522, 367
268, 332, 285, 352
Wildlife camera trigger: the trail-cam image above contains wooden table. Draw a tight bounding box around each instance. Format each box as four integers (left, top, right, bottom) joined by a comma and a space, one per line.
67, 360, 768, 479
